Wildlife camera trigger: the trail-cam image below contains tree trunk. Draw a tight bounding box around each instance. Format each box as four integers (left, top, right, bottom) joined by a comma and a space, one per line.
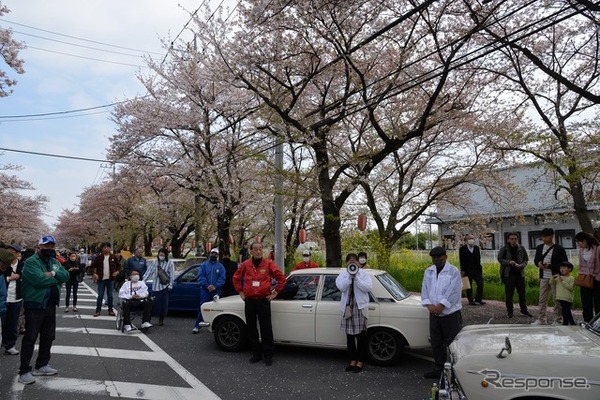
217, 209, 234, 257
322, 199, 342, 268
569, 179, 594, 234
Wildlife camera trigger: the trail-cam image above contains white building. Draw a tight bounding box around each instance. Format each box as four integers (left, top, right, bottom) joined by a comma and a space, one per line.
428, 162, 600, 251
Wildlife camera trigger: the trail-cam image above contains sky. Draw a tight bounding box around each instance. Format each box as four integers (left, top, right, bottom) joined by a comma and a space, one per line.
0, 0, 235, 228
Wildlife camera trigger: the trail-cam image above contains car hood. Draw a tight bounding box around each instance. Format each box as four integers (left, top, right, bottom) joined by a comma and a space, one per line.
450, 324, 600, 360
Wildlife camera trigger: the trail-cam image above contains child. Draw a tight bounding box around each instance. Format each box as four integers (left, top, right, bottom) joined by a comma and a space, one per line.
550, 261, 576, 325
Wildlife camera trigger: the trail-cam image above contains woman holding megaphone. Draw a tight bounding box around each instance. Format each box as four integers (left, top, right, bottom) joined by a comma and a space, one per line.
336, 253, 373, 373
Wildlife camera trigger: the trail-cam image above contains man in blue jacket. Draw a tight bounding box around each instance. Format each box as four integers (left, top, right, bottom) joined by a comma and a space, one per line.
192, 248, 225, 333
18, 235, 69, 385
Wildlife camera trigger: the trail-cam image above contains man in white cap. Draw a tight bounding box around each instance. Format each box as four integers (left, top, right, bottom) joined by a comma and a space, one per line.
293, 249, 320, 271
18, 235, 69, 385
192, 248, 225, 333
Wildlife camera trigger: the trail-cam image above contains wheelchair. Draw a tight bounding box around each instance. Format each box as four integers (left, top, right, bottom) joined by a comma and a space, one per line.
115, 297, 153, 333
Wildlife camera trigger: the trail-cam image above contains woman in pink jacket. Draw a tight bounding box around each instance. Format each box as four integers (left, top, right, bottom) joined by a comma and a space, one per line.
575, 232, 600, 322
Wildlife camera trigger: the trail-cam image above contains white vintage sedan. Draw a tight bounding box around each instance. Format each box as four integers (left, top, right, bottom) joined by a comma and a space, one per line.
201, 268, 430, 365
440, 314, 600, 400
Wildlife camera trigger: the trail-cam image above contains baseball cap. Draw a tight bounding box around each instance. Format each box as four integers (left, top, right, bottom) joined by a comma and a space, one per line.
302, 250, 311, 256
210, 248, 219, 255
38, 235, 57, 245
429, 246, 446, 257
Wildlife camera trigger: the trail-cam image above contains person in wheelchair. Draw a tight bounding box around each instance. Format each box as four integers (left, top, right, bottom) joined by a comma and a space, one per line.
118, 270, 153, 332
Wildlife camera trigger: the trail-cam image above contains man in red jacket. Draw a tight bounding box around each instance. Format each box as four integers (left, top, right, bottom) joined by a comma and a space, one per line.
233, 242, 285, 366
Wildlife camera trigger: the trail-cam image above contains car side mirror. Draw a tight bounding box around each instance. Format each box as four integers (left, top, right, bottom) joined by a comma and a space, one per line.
496, 336, 512, 359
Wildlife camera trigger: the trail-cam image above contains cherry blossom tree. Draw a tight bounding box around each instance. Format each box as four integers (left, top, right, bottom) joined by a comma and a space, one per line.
0, 162, 48, 244
0, 4, 25, 97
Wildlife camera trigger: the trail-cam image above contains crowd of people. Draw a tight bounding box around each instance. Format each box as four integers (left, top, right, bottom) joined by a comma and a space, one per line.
2, 228, 599, 384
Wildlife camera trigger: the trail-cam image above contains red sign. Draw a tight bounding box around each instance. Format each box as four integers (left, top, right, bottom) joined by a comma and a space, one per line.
358, 213, 367, 231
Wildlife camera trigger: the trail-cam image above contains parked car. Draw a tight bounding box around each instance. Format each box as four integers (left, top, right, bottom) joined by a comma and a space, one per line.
201, 268, 430, 365
439, 314, 600, 399
146, 264, 202, 311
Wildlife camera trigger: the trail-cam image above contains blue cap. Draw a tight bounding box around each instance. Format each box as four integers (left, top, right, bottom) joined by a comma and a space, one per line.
38, 235, 57, 245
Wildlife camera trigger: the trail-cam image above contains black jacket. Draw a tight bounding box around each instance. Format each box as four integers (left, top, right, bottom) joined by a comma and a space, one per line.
459, 245, 482, 274
533, 243, 568, 278
3, 260, 24, 300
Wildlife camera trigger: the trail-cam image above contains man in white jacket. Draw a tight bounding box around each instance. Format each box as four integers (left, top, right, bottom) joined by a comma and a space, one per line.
421, 246, 462, 379
118, 271, 153, 332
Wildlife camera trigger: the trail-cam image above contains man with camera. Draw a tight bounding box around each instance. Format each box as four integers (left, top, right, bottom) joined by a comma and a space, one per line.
421, 246, 462, 379
336, 253, 372, 373
532, 228, 568, 325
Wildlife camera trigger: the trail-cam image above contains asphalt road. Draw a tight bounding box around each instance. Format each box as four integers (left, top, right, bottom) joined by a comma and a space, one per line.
0, 277, 437, 400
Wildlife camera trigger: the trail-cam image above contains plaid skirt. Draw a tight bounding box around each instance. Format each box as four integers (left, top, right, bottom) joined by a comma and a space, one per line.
340, 297, 368, 335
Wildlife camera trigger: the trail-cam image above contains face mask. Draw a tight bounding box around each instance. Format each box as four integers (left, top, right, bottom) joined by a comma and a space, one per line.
467, 239, 475, 246
158, 255, 165, 261
40, 249, 56, 258
210, 255, 217, 261
358, 258, 366, 265
130, 275, 140, 282
303, 257, 310, 263
433, 259, 446, 269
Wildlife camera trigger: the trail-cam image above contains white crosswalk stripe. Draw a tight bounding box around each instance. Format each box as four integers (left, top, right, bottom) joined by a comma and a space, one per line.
11, 280, 220, 400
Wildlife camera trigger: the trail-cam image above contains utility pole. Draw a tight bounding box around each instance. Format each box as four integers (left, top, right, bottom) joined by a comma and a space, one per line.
274, 136, 285, 270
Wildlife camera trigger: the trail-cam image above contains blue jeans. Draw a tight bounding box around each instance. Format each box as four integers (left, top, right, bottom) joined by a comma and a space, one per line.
96, 279, 114, 312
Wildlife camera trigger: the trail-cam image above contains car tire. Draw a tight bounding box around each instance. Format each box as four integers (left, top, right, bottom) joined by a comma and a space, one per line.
366, 328, 404, 366
213, 316, 247, 352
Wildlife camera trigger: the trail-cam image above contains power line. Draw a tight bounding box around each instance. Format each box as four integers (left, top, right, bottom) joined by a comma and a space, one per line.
0, 99, 143, 119
0, 147, 115, 164
0, 18, 164, 55
13, 29, 160, 59
25, 45, 148, 68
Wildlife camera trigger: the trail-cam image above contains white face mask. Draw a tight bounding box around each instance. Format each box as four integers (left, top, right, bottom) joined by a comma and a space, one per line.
303, 257, 310, 263
130, 275, 140, 282
467, 239, 475, 246
158, 255, 165, 261
358, 258, 366, 265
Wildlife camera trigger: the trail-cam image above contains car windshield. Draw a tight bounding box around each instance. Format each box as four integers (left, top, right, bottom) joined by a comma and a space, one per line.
376, 272, 409, 301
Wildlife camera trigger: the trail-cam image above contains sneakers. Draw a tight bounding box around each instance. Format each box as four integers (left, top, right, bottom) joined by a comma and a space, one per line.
18, 372, 35, 385
32, 365, 58, 376
124, 325, 132, 332
198, 322, 210, 327
5, 347, 19, 355
476, 301, 486, 305
192, 327, 200, 334
64, 307, 70, 313
72, 307, 78, 312
141, 322, 153, 329
249, 355, 262, 364
531, 319, 545, 325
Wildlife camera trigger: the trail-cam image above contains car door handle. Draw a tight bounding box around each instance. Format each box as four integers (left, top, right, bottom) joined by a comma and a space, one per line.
302, 304, 313, 308
368, 306, 376, 310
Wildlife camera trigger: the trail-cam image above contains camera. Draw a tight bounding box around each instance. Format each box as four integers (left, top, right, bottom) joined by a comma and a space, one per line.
347, 263, 359, 275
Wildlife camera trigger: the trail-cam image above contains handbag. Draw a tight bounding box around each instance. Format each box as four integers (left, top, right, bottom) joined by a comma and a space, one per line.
462, 275, 471, 290
157, 265, 170, 285
575, 273, 594, 289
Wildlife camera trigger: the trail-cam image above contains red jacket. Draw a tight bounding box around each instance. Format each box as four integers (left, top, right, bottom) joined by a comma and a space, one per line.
233, 258, 285, 299
292, 260, 319, 271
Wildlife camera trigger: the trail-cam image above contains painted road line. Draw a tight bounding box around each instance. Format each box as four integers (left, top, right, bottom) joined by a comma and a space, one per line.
11, 376, 210, 400
49, 345, 164, 361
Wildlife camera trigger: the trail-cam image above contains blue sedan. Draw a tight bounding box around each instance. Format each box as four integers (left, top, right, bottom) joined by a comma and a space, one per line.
147, 264, 202, 311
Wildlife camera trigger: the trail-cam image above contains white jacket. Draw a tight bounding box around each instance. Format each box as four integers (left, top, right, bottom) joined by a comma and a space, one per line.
421, 262, 462, 316
118, 279, 150, 300
336, 268, 373, 316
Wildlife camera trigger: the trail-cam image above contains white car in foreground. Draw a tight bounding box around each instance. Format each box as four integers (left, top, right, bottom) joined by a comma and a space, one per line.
439, 314, 600, 399
201, 268, 430, 365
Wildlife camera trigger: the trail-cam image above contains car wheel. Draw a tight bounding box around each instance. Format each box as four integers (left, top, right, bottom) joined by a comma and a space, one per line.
366, 328, 404, 366
213, 316, 247, 352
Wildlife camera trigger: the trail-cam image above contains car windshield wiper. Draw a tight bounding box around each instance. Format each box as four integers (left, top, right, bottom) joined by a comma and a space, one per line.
582, 321, 600, 336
